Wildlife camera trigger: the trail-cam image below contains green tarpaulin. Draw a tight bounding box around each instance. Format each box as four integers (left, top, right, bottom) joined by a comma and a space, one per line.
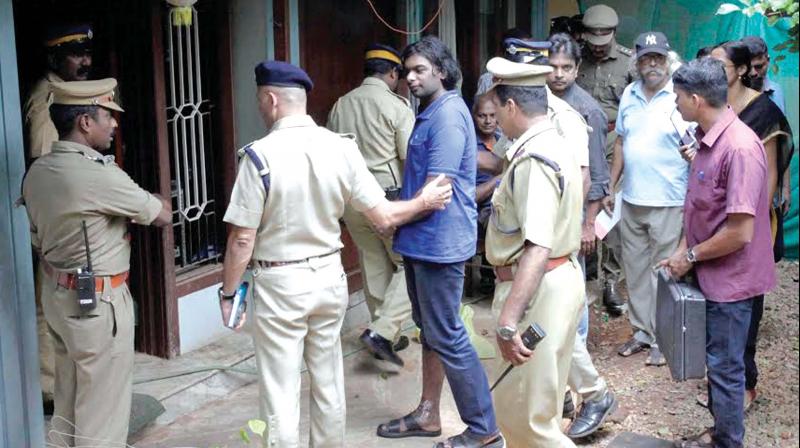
580, 0, 799, 258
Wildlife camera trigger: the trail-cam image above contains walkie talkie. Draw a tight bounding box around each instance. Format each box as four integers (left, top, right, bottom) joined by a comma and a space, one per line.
76, 221, 97, 312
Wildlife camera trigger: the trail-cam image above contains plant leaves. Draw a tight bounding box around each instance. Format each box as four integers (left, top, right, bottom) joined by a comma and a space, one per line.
248, 419, 267, 438
240, 428, 251, 444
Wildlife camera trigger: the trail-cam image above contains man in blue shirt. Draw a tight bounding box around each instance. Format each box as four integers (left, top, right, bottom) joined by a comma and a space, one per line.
377, 36, 503, 448
604, 32, 690, 366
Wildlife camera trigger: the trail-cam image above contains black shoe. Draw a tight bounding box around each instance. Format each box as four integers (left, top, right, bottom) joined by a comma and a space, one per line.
567, 391, 618, 439
360, 329, 404, 367
563, 391, 575, 419
602, 281, 624, 316
393, 335, 410, 352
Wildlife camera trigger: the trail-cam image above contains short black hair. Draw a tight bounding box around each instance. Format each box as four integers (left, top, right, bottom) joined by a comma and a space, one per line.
741, 35, 769, 57
714, 40, 753, 87
364, 58, 399, 77
49, 104, 99, 138
672, 58, 728, 108
502, 27, 531, 41
695, 45, 714, 59
548, 33, 581, 65
402, 36, 462, 91
493, 85, 548, 117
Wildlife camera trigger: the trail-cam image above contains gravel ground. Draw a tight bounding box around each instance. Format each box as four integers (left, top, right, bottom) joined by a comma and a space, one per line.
576, 260, 799, 447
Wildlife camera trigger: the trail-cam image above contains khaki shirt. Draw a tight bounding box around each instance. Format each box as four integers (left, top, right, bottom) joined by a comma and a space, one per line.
223, 114, 385, 262
327, 77, 415, 189
576, 42, 635, 123
22, 141, 163, 275
24, 72, 63, 158
492, 90, 590, 169
486, 120, 583, 266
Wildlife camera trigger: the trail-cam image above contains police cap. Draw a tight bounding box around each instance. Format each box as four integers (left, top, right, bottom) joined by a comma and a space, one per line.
255, 60, 314, 92
582, 5, 618, 46
45, 23, 93, 52
485, 57, 552, 91
503, 38, 552, 64
50, 78, 124, 112
365, 43, 401, 65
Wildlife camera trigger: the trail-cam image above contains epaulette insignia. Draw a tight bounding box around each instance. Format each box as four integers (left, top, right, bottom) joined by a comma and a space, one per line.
617, 45, 633, 56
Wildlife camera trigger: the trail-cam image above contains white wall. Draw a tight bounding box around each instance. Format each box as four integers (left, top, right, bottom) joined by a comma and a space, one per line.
231, 0, 269, 149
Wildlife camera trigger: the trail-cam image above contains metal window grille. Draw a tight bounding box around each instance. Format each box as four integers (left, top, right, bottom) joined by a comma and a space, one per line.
165, 4, 221, 272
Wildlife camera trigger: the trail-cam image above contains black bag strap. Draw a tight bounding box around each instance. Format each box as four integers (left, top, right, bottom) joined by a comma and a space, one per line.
241, 144, 271, 201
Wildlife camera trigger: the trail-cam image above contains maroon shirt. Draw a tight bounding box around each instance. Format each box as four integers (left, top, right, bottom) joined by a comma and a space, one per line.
685, 107, 775, 302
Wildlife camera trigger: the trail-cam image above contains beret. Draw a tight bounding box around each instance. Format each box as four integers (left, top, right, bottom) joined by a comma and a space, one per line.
255, 60, 313, 92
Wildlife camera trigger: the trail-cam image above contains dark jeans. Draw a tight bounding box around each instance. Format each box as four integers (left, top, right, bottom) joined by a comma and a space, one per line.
744, 295, 764, 390
404, 257, 498, 437
706, 297, 755, 448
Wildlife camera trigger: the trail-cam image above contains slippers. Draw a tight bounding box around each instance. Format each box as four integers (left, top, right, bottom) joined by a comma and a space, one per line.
376, 414, 441, 439
617, 338, 648, 357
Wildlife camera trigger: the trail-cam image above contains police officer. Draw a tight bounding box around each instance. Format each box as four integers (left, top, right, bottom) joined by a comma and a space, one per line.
23, 24, 94, 411
327, 43, 415, 370
218, 60, 451, 447
22, 78, 171, 446
484, 57, 585, 447
575, 4, 632, 314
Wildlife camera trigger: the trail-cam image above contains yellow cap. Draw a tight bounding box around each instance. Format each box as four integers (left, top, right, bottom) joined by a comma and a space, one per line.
485, 57, 552, 91
50, 78, 124, 112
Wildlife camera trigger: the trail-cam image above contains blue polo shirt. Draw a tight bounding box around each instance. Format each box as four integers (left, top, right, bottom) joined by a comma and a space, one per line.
394, 91, 477, 263
616, 80, 690, 207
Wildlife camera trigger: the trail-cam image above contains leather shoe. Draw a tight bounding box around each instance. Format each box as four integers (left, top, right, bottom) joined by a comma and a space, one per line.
360, 329, 404, 367
567, 391, 618, 439
602, 281, 624, 316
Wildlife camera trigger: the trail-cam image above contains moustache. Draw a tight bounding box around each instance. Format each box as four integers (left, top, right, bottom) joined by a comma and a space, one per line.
77, 66, 90, 76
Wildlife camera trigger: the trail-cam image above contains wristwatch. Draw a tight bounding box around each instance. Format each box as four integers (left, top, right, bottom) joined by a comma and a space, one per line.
686, 247, 697, 264
218, 287, 236, 301
496, 325, 517, 341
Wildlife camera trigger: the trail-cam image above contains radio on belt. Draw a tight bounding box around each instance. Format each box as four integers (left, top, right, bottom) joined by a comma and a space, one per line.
76, 220, 97, 312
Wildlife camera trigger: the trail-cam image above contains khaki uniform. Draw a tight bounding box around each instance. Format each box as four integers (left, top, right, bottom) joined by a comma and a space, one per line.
24, 72, 63, 158
487, 121, 585, 447
23, 140, 162, 446
576, 42, 633, 283
492, 90, 590, 170
223, 115, 385, 447
24, 72, 64, 400
327, 77, 415, 341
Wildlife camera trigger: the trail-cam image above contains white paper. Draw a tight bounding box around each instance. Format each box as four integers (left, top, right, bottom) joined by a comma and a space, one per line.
595, 192, 623, 240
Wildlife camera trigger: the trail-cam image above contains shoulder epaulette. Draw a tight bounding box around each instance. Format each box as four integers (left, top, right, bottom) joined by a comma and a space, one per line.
617, 45, 633, 57
509, 152, 564, 199
240, 143, 271, 200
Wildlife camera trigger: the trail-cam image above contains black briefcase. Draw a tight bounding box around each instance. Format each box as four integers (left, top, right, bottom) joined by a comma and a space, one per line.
655, 269, 706, 381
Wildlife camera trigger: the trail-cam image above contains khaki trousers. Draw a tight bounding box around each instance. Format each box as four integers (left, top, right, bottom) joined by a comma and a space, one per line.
252, 253, 348, 448
492, 260, 584, 448
342, 206, 411, 340
620, 202, 684, 345
41, 273, 134, 447
567, 336, 607, 403
35, 264, 56, 400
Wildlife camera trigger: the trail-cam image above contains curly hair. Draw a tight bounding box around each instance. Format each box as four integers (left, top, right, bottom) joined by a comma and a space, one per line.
401, 36, 462, 91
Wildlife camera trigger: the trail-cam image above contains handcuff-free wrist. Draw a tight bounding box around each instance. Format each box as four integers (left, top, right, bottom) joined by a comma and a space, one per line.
218, 287, 235, 301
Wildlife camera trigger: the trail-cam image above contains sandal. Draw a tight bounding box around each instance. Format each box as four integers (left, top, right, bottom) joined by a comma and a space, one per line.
376, 413, 441, 439
434, 430, 505, 448
617, 338, 648, 357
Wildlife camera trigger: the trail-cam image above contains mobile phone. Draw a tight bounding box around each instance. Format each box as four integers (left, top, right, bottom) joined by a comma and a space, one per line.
670, 108, 698, 149
225, 282, 249, 328
520, 323, 546, 350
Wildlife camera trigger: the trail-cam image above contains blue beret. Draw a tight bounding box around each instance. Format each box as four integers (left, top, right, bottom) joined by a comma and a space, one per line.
254, 60, 313, 92
45, 23, 93, 49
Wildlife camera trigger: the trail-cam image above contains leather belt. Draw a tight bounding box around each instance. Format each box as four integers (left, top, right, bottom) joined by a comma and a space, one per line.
256, 250, 340, 268
607, 121, 616, 133
494, 255, 571, 282
42, 261, 128, 292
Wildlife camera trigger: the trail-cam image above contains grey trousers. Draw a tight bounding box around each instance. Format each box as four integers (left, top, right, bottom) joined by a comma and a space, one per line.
620, 202, 684, 345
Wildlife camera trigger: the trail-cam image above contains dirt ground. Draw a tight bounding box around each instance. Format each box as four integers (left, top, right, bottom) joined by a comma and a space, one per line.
576, 260, 799, 447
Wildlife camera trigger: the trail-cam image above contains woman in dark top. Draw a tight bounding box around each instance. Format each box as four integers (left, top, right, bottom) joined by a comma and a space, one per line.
710, 39, 794, 411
